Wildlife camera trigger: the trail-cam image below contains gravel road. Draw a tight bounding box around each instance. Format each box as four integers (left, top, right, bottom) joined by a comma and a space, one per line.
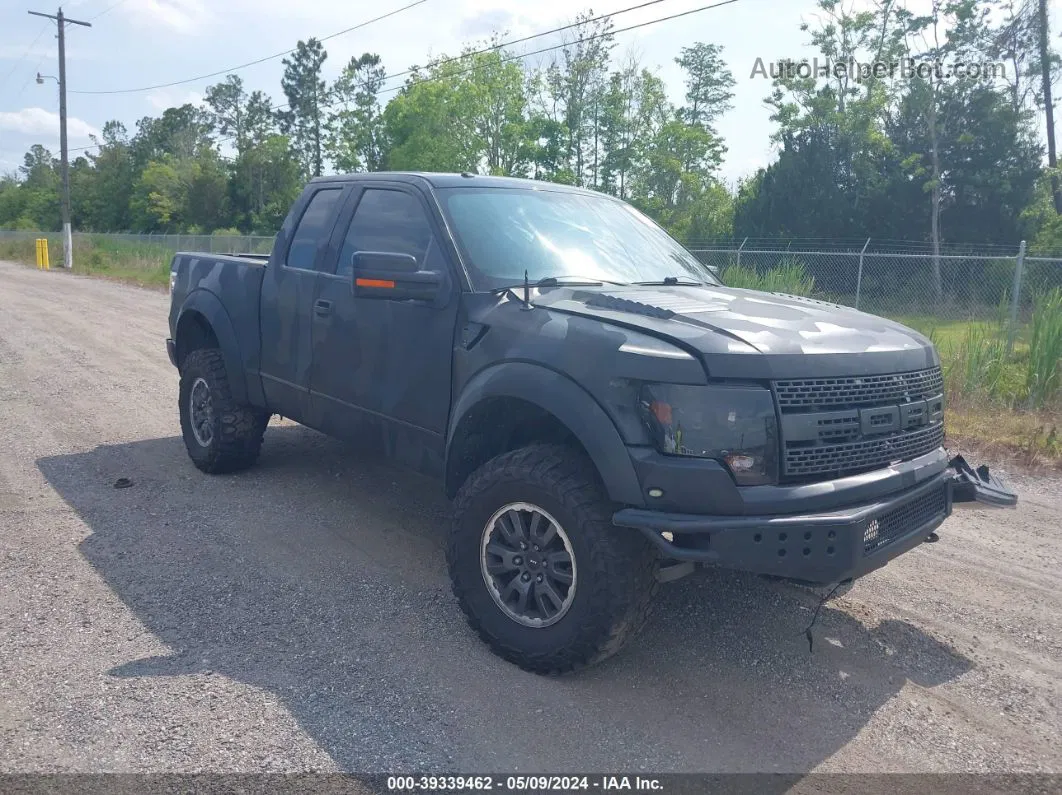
1, 259, 1060, 778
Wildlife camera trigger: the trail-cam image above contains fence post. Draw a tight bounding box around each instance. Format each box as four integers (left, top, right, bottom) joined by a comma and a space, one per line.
855, 238, 870, 310
1007, 240, 1027, 354
736, 237, 748, 270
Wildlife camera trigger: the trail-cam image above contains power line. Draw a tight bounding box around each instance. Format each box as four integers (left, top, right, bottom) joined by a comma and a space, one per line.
15, 51, 51, 99
372, 0, 676, 91
64, 0, 743, 155
376, 0, 743, 98
0, 22, 49, 89
70, 0, 430, 95
89, 0, 128, 22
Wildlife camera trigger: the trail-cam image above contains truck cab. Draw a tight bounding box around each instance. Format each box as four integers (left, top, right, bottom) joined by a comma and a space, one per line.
167, 172, 1015, 674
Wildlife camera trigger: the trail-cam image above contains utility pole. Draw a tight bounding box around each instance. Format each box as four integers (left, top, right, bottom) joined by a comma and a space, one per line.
1037, 0, 1062, 214
28, 7, 91, 269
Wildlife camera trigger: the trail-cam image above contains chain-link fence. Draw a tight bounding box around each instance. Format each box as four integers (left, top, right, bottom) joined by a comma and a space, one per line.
4, 229, 1062, 326
0, 230, 276, 257
688, 240, 1062, 325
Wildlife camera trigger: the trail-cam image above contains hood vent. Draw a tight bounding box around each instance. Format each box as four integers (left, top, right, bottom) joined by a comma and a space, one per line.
574, 291, 676, 319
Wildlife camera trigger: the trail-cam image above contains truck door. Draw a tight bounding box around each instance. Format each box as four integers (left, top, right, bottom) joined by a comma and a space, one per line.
258, 184, 348, 423
309, 183, 460, 474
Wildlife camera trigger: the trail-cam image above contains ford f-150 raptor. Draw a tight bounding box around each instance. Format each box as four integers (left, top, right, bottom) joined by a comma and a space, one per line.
167, 172, 1016, 674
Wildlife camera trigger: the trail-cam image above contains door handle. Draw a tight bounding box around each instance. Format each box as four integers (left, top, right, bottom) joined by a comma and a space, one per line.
314, 299, 332, 317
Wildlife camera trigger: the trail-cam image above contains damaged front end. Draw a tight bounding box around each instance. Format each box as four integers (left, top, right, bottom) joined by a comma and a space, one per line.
945, 454, 1018, 509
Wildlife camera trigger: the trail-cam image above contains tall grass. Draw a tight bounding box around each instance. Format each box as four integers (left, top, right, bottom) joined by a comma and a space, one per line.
0, 236, 172, 287
720, 257, 816, 296
942, 318, 1017, 399
936, 290, 1062, 412
1026, 288, 1062, 408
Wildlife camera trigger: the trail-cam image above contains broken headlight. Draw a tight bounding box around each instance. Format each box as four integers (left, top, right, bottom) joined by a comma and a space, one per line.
638, 383, 779, 485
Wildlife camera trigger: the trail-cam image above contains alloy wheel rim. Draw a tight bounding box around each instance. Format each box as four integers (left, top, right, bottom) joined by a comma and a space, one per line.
480, 502, 577, 628
189, 377, 214, 447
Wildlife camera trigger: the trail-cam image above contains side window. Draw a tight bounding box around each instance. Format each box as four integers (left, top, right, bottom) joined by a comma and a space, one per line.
338, 189, 434, 278
285, 188, 343, 270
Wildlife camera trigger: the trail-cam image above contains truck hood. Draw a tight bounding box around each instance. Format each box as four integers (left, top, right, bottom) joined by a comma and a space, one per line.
530, 284, 940, 380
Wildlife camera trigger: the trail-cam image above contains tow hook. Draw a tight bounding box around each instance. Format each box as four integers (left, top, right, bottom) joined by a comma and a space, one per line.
946, 454, 1018, 508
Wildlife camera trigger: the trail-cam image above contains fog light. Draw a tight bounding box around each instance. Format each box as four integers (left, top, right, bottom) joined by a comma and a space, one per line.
648, 488, 664, 498
661, 531, 674, 542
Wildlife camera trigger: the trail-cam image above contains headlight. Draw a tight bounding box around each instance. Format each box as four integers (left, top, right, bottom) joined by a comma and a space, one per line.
169, 270, 177, 293
638, 383, 779, 485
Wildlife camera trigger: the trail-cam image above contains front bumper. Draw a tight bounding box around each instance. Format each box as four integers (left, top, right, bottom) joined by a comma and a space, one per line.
613, 455, 1016, 585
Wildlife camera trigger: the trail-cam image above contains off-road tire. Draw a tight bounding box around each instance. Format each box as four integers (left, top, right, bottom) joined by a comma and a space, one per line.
448, 443, 658, 675
179, 348, 269, 474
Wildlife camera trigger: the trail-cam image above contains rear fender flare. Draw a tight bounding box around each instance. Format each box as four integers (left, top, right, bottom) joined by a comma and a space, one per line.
176, 289, 247, 405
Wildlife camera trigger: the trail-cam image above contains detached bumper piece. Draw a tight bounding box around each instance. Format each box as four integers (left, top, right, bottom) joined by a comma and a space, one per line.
946, 454, 1018, 508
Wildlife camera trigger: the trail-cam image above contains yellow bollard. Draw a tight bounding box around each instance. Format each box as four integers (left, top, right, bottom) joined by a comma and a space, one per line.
42, 238, 49, 270
35, 238, 42, 269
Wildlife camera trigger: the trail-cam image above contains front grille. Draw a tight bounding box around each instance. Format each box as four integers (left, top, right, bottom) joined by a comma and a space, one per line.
784, 422, 943, 479
864, 485, 948, 555
775, 367, 943, 411
773, 365, 946, 482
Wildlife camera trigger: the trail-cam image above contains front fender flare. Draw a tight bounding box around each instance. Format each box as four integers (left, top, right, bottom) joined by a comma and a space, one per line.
176, 289, 247, 405
447, 362, 645, 507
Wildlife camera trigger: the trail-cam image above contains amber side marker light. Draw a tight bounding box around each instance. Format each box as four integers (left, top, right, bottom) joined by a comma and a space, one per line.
356, 278, 395, 288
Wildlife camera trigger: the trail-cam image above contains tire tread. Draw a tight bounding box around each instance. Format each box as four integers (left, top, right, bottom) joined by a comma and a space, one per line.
448, 443, 658, 675
179, 348, 268, 474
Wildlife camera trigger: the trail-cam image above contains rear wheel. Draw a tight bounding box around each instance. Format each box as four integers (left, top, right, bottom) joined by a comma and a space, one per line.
179, 348, 269, 474
448, 443, 658, 674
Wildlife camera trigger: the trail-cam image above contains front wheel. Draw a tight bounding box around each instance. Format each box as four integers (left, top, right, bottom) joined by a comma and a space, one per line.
179, 348, 269, 474
447, 444, 658, 674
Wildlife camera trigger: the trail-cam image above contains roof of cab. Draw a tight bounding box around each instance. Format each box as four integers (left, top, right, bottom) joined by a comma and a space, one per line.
309, 171, 602, 195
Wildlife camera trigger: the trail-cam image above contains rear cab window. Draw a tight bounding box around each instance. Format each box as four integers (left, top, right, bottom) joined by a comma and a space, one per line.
285, 187, 344, 270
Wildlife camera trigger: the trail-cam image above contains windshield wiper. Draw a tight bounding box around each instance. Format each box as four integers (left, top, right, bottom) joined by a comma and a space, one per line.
491, 274, 627, 294
632, 276, 706, 286
491, 272, 627, 311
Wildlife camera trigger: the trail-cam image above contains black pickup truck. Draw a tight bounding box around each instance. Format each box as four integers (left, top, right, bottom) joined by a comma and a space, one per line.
167, 172, 1015, 674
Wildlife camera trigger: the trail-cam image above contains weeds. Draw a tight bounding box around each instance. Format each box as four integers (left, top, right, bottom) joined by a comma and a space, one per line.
721, 257, 816, 296
1026, 288, 1062, 408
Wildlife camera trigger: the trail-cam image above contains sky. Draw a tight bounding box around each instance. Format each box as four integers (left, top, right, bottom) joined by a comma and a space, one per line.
0, 0, 1059, 187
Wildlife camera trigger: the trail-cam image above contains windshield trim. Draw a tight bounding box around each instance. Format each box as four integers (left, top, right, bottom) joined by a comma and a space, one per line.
434, 185, 720, 293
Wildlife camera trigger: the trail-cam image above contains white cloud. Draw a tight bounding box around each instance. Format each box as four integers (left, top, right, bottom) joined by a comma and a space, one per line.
0, 107, 100, 140
146, 88, 204, 110
0, 44, 53, 61
125, 0, 212, 34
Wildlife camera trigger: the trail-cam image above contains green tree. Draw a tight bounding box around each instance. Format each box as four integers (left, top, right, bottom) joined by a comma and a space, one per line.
279, 38, 329, 177
383, 61, 479, 172
129, 159, 185, 232
328, 52, 386, 173
184, 150, 232, 231
80, 121, 135, 231
675, 42, 735, 133
545, 12, 615, 187
205, 74, 250, 155
598, 60, 669, 199
462, 45, 532, 175
131, 104, 214, 167
230, 134, 302, 233
246, 90, 277, 147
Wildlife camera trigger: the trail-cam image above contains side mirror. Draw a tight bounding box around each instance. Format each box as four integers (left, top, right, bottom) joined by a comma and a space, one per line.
351, 250, 444, 302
